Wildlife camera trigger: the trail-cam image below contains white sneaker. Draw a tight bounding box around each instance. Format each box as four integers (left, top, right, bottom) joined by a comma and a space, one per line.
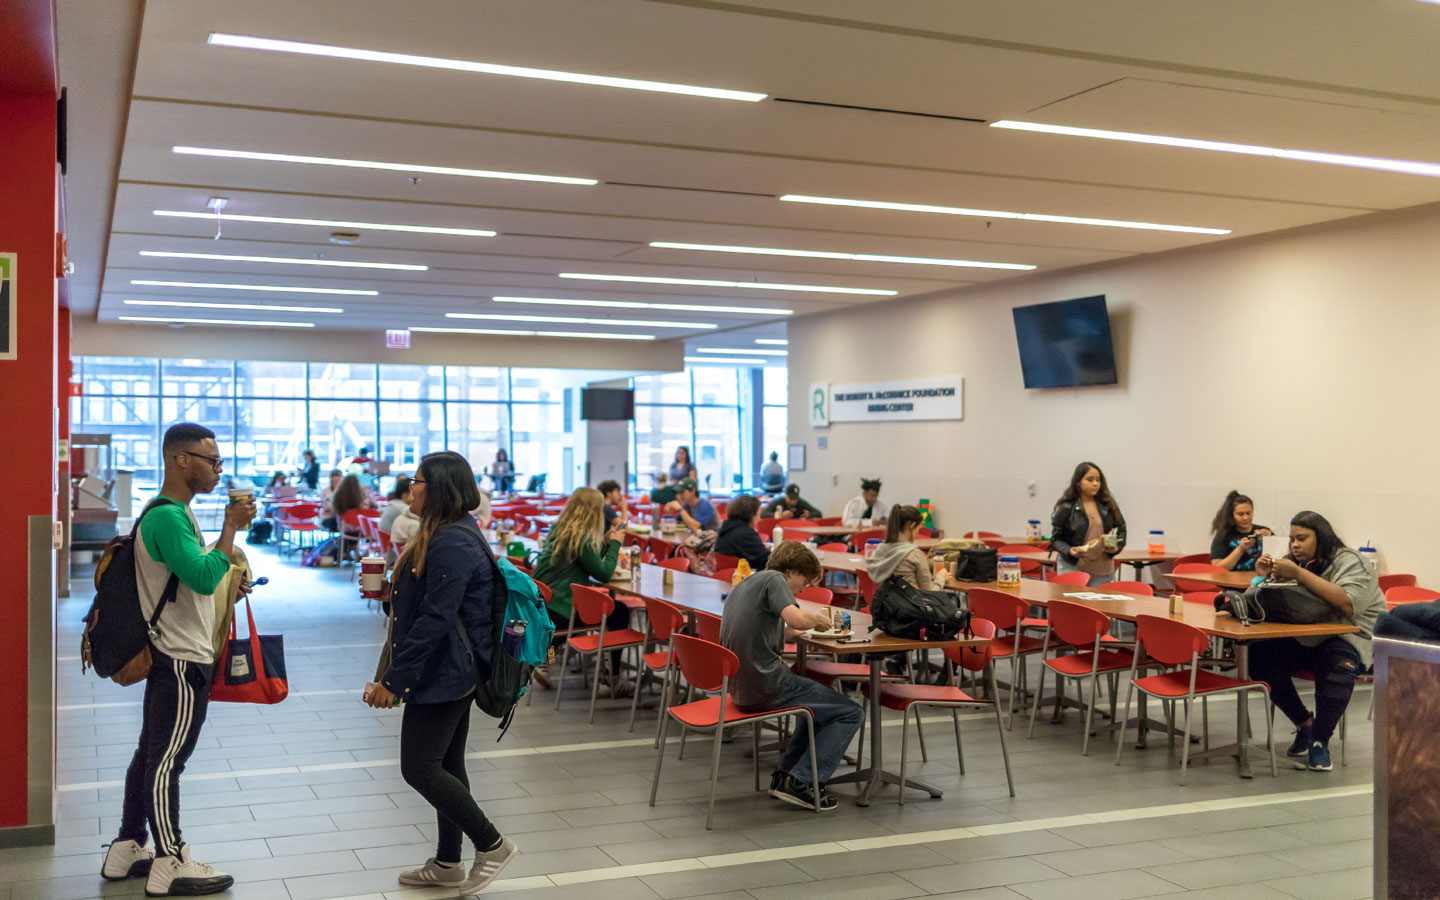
397, 857, 465, 886
102, 840, 155, 880
454, 837, 517, 895
144, 845, 235, 897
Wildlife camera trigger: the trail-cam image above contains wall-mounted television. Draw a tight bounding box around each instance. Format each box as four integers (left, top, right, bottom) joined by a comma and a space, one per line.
580, 387, 635, 420
1011, 295, 1118, 389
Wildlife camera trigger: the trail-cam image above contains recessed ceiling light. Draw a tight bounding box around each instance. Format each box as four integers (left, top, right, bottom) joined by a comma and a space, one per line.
129, 279, 378, 296
696, 347, 786, 356
755, 338, 788, 345
779, 194, 1230, 235
558, 272, 895, 296
154, 210, 495, 237
684, 356, 774, 364
411, 326, 654, 341
990, 120, 1440, 178
446, 312, 713, 329
172, 146, 597, 186
139, 250, 427, 271
492, 296, 792, 316
124, 299, 342, 314
649, 242, 1035, 271
207, 33, 766, 102
119, 316, 315, 328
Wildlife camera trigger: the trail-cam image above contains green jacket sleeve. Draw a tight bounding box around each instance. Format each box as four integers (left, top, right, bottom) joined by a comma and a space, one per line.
579, 539, 621, 583
801, 499, 823, 518
141, 503, 230, 595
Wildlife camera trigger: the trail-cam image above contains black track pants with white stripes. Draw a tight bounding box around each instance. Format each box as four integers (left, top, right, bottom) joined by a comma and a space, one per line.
116, 649, 214, 857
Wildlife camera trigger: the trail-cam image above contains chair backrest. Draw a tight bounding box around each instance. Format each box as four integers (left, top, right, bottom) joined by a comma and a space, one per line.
1136, 614, 1207, 667
713, 568, 738, 584
1386, 585, 1440, 607
712, 553, 740, 570
817, 542, 848, 552
378, 530, 393, 554
981, 538, 1008, 549
657, 557, 691, 573
755, 517, 777, 539
507, 554, 533, 573
1182, 590, 1219, 606
1380, 573, 1419, 592
341, 509, 363, 526
289, 501, 320, 518
916, 527, 935, 539
995, 545, 1043, 575
1045, 599, 1112, 648
622, 532, 645, 548
848, 528, 886, 551
963, 531, 1000, 539
694, 610, 722, 643
942, 618, 997, 672
531, 578, 552, 603
640, 551, 656, 564
359, 508, 381, 518
644, 597, 686, 640
1170, 563, 1228, 593
570, 584, 614, 626
814, 517, 842, 526
797, 585, 834, 605
858, 570, 879, 604
1172, 552, 1212, 567
1107, 580, 1154, 596
968, 588, 1029, 631
649, 537, 676, 559
1046, 570, 1090, 586
670, 634, 737, 693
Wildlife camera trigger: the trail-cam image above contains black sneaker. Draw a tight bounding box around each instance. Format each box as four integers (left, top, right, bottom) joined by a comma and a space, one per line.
882, 656, 907, 677
1286, 723, 1313, 758
769, 775, 838, 811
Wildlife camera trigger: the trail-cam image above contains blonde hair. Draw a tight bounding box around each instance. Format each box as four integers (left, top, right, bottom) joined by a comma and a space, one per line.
545, 487, 606, 565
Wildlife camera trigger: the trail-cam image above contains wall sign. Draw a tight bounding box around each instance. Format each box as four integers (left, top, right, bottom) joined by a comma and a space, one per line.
787, 443, 805, 472
808, 382, 829, 427
823, 375, 964, 423
385, 329, 411, 349
0, 253, 15, 360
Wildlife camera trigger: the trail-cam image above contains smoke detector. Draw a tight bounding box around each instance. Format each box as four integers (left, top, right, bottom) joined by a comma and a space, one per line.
328, 231, 361, 245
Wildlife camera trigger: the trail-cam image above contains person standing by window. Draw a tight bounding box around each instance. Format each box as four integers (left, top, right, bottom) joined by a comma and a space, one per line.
1209, 490, 1273, 571
669, 446, 697, 483
297, 449, 320, 490
1049, 462, 1126, 587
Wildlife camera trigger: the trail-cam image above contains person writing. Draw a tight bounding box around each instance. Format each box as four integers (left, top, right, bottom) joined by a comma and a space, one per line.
102, 423, 254, 897
1049, 462, 1126, 587
297, 449, 320, 490
487, 449, 514, 493
719, 542, 863, 812
597, 479, 628, 531
764, 484, 822, 521
364, 452, 517, 894
669, 446, 697, 483
715, 495, 770, 571
841, 478, 889, 527
1209, 490, 1272, 571
760, 451, 786, 493
1248, 511, 1384, 772
663, 477, 716, 531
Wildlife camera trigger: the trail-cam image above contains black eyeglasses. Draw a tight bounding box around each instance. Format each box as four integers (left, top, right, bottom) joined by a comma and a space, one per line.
411, 478, 426, 485
179, 450, 224, 471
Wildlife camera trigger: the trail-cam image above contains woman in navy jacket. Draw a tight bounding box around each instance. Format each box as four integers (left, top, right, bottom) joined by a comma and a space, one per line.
365, 451, 517, 894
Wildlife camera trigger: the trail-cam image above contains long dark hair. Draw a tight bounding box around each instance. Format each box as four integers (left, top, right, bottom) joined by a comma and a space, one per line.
332, 474, 366, 516
674, 445, 691, 467
1056, 461, 1117, 511
398, 452, 481, 577
1288, 510, 1346, 573
1210, 490, 1253, 536
885, 505, 925, 543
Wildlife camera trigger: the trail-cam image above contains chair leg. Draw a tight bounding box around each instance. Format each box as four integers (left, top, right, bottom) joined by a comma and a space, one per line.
1201, 696, 1210, 752
679, 685, 694, 760
1178, 697, 1194, 785
649, 712, 670, 807
626, 661, 647, 733
805, 717, 820, 814
914, 708, 928, 763
1081, 674, 1098, 757
1113, 679, 1137, 766
1006, 654, 1021, 729
653, 664, 673, 749
854, 703, 866, 772
898, 706, 910, 807
752, 724, 761, 791
1027, 665, 1047, 740
951, 708, 965, 775
705, 725, 725, 831
588, 648, 605, 725
1263, 690, 1277, 776
553, 644, 570, 710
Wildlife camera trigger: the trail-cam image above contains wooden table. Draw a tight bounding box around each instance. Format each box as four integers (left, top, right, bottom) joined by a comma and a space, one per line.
1161, 569, 1258, 591
1002, 547, 1191, 581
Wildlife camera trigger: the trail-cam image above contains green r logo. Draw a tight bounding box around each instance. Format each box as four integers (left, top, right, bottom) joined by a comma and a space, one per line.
812, 387, 826, 418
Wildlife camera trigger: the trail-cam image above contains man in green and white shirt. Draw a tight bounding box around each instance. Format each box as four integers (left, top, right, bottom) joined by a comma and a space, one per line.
102, 423, 255, 897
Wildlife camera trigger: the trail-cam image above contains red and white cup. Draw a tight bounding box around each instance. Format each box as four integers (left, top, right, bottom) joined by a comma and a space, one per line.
360, 557, 385, 599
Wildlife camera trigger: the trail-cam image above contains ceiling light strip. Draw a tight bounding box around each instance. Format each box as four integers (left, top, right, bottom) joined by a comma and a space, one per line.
559, 272, 894, 296
124, 299, 343, 314
154, 210, 495, 237
130, 279, 378, 296
492, 296, 792, 316
684, 356, 775, 364
649, 241, 1035, 271
139, 250, 427, 271
119, 316, 315, 328
446, 313, 713, 329
990, 120, 1440, 178
172, 146, 597, 186
207, 33, 766, 102
779, 194, 1229, 235
411, 326, 653, 341
755, 339, 788, 345
695, 347, 786, 356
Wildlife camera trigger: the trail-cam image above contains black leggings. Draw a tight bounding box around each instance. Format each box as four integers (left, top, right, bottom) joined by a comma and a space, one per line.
1249, 636, 1362, 745
400, 696, 501, 862
550, 605, 631, 672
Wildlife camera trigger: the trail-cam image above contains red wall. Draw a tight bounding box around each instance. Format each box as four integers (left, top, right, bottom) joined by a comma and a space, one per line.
0, 92, 60, 828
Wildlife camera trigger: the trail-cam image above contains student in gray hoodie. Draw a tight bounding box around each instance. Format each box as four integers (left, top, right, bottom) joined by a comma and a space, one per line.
866, 505, 963, 591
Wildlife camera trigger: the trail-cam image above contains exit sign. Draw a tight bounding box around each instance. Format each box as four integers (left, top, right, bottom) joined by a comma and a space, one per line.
385, 329, 410, 349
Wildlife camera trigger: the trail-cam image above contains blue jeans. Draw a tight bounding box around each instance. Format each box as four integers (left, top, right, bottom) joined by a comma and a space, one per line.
1056, 556, 1115, 587
764, 674, 864, 784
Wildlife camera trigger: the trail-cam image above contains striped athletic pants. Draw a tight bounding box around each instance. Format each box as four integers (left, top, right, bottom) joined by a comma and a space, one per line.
116, 649, 214, 857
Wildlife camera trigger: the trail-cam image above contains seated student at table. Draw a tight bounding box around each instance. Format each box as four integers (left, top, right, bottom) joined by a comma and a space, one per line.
716, 495, 769, 571
379, 476, 413, 534
487, 449, 514, 493
532, 488, 631, 695
649, 472, 677, 507
1049, 461, 1126, 587
720, 542, 862, 812
1248, 511, 1384, 772
760, 452, 786, 493
663, 477, 716, 531
840, 478, 890, 528
869, 505, 964, 592
297, 448, 320, 490
328, 474, 374, 540
1209, 490, 1273, 571
763, 484, 822, 521
319, 469, 344, 530
597, 479, 628, 531
264, 471, 288, 494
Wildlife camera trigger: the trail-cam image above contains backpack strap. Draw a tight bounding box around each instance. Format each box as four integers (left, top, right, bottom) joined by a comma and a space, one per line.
135, 497, 182, 636
441, 517, 506, 673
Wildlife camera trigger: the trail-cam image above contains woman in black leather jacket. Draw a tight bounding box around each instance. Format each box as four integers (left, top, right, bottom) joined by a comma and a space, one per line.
1049, 461, 1127, 586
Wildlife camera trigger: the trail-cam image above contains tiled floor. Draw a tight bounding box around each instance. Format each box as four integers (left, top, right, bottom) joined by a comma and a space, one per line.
6, 542, 1376, 900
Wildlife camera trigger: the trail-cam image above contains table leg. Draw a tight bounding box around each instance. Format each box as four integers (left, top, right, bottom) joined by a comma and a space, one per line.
1235, 642, 1252, 779
861, 658, 885, 805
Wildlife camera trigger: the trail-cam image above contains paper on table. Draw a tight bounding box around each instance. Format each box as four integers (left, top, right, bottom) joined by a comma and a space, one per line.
1062, 591, 1138, 601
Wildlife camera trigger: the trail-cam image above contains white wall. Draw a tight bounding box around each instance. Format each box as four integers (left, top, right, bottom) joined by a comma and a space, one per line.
788, 202, 1440, 584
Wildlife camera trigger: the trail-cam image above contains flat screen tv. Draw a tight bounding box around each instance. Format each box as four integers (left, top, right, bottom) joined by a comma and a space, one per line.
580, 387, 635, 420
1012, 295, 1118, 389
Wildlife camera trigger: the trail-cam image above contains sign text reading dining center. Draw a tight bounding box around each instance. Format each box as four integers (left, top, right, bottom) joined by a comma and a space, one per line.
817, 376, 964, 424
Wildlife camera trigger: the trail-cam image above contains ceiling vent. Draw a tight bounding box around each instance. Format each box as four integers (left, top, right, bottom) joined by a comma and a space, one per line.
328, 231, 362, 245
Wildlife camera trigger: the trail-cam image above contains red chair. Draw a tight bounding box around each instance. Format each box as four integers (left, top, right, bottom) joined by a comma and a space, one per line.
554, 585, 646, 723
963, 531, 1000, 539
814, 517, 843, 526
339, 509, 367, 564
713, 553, 740, 571
1172, 553, 1212, 567
1115, 615, 1276, 783
996, 545, 1044, 579
967, 589, 1046, 728
857, 570, 881, 606
694, 610, 722, 643
657, 557, 691, 573
1045, 571, 1089, 586
506, 554, 533, 574
981, 539, 1008, 550
916, 527, 936, 539
1027, 601, 1136, 755
1170, 563, 1228, 593
817, 542, 848, 553
650, 635, 822, 828
377, 528, 394, 558
868, 619, 1015, 804
756, 517, 778, 540
649, 537, 676, 559
1380, 574, 1419, 592
848, 528, 886, 552
628, 597, 687, 739
797, 586, 834, 605
640, 551, 656, 564
713, 568, 738, 584
278, 501, 321, 554
1106, 581, 1154, 596
1182, 590, 1219, 606
1386, 586, 1440, 609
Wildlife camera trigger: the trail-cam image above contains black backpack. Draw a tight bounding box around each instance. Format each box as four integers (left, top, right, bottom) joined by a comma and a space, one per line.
953, 547, 999, 582
1215, 582, 1340, 626
869, 576, 973, 641
80, 499, 180, 685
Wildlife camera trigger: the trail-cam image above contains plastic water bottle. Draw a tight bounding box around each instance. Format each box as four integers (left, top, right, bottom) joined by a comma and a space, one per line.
1358, 544, 1379, 573
773, 526, 784, 545
1147, 530, 1165, 554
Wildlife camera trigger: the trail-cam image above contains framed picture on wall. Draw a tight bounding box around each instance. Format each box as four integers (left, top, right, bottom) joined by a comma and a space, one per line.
0, 253, 15, 361
787, 443, 805, 472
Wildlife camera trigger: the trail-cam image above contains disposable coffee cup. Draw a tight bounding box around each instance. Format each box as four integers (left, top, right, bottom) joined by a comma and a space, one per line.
228, 487, 253, 505
360, 556, 385, 599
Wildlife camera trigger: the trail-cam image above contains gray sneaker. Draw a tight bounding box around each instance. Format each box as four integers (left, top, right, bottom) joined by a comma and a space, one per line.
102, 840, 154, 880
454, 837, 517, 895
397, 857, 465, 886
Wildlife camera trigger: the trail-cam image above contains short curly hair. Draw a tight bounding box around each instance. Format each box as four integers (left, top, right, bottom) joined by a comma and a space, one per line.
765, 540, 822, 582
